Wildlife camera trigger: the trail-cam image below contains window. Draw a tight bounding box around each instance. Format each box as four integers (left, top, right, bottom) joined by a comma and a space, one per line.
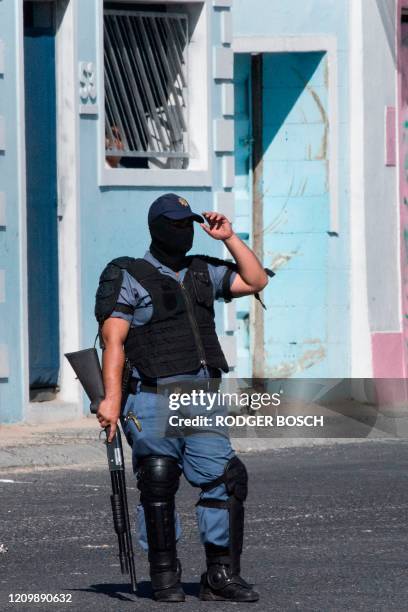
100, 1, 210, 185
104, 5, 189, 169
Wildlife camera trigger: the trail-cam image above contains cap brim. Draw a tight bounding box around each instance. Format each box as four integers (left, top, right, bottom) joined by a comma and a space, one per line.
163, 210, 204, 223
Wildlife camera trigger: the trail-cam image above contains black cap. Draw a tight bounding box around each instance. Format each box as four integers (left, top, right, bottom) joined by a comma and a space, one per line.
148, 193, 204, 225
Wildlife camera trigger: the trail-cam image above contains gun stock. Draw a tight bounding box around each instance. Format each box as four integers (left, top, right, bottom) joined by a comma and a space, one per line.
65, 348, 105, 413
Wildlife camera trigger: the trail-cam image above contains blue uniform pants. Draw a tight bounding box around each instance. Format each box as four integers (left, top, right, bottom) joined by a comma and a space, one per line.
120, 373, 235, 551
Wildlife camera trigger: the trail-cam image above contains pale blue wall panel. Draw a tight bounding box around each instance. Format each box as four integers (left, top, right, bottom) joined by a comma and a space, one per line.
0, 2, 26, 421
265, 305, 329, 343
264, 233, 329, 270
267, 269, 326, 307
263, 124, 328, 161
233, 0, 348, 47
262, 160, 329, 197
263, 196, 329, 233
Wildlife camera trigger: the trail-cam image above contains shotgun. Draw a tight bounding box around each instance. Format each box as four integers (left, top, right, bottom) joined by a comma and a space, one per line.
65, 348, 137, 593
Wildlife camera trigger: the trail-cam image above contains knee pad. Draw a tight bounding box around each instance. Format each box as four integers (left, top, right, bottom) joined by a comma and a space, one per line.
197, 456, 248, 501
138, 455, 181, 502
224, 456, 248, 501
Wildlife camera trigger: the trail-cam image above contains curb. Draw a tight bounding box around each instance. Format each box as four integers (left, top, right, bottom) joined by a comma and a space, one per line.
1, 413, 407, 473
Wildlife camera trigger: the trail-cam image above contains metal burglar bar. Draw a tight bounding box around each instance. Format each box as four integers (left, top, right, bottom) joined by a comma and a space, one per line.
104, 9, 189, 164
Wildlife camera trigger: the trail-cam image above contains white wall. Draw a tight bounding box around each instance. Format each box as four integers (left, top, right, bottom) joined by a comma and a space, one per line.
349, 0, 372, 377
55, 0, 82, 404
362, 0, 400, 334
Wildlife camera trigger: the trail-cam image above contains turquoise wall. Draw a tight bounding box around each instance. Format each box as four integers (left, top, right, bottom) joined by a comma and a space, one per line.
262, 52, 330, 377
233, 0, 350, 377
233, 0, 348, 40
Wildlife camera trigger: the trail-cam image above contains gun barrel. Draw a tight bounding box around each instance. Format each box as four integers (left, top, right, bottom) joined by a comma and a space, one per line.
120, 469, 138, 593
108, 430, 138, 592
110, 461, 138, 591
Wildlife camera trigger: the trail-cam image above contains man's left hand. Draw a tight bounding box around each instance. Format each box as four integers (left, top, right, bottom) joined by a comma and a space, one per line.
200, 212, 234, 241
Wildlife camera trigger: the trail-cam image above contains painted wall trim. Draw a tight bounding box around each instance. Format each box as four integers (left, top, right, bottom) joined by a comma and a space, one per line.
349, 0, 372, 378
220, 10, 232, 45
55, 0, 82, 404
221, 82, 234, 116
79, 104, 99, 116
0, 192, 5, 227
385, 106, 397, 166
0, 115, 5, 150
213, 46, 233, 79
222, 154, 234, 188
396, 0, 408, 376
213, 118, 234, 152
16, 0, 30, 415
213, 0, 232, 7
233, 35, 339, 234
0, 269, 5, 303
233, 35, 337, 54
99, 167, 212, 187
0, 344, 9, 378
0, 38, 4, 74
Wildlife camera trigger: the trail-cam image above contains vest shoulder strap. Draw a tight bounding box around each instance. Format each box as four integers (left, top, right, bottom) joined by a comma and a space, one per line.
121, 257, 161, 283
95, 256, 159, 326
188, 254, 237, 272
187, 254, 238, 303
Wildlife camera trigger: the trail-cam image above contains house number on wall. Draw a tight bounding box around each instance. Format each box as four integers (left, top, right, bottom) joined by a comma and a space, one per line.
79, 61, 98, 115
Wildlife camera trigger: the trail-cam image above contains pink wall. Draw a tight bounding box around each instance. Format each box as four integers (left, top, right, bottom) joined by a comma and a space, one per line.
372, 332, 405, 377
372, 1, 408, 379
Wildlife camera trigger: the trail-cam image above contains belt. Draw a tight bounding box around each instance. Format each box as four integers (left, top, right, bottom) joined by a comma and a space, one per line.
129, 379, 157, 395
128, 377, 221, 396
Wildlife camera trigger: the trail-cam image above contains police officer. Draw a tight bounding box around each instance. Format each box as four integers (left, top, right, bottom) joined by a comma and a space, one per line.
95, 194, 268, 602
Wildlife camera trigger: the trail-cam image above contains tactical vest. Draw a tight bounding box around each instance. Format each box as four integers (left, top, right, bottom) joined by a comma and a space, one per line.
95, 256, 230, 379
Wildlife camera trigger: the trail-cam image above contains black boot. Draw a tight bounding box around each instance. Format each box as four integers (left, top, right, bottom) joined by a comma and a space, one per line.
151, 556, 185, 602
199, 544, 259, 602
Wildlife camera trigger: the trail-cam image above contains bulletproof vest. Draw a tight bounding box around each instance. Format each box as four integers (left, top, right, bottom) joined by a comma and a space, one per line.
95, 256, 229, 379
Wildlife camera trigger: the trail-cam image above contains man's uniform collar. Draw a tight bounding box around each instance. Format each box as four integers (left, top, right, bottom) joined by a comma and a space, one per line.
144, 250, 189, 279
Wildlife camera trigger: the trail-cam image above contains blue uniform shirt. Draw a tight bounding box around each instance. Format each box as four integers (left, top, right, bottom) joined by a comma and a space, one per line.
110, 250, 237, 380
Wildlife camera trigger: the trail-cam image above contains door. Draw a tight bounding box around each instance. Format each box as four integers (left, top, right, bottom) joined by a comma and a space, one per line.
24, 1, 60, 395
234, 51, 330, 378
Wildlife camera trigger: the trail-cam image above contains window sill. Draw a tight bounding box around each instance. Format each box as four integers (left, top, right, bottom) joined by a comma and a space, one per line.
99, 167, 212, 188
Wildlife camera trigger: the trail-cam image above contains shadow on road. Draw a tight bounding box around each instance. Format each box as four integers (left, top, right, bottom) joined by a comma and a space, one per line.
71, 580, 201, 602
70, 583, 137, 603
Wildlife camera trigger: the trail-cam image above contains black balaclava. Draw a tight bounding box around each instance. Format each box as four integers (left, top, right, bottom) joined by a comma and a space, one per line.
149, 214, 194, 271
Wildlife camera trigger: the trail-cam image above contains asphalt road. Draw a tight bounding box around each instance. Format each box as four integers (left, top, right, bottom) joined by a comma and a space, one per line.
1, 441, 408, 611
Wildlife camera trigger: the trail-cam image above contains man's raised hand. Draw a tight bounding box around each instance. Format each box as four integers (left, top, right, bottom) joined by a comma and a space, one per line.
200, 212, 234, 241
